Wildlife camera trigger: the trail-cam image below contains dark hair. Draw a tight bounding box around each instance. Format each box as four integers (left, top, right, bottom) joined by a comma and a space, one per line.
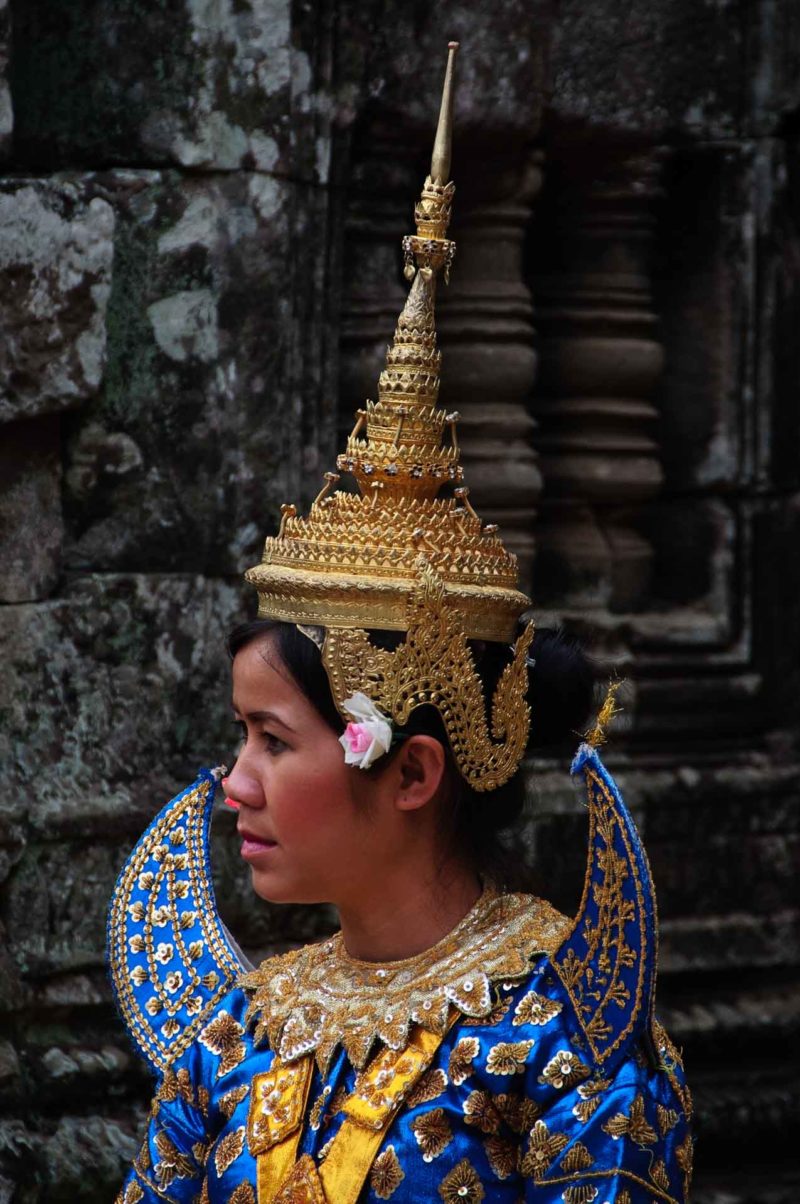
227, 620, 595, 890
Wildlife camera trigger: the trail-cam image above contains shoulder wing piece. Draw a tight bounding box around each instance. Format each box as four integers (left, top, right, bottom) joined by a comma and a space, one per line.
549, 743, 658, 1070
107, 768, 245, 1075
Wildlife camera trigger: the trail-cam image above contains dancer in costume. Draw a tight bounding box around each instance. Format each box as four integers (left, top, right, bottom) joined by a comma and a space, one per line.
110, 44, 692, 1204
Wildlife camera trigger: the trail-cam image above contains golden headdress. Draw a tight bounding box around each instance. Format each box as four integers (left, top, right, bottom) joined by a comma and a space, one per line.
245, 44, 534, 790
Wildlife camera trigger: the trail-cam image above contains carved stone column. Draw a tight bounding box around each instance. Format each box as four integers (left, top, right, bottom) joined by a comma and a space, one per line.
532, 148, 665, 611
437, 153, 544, 591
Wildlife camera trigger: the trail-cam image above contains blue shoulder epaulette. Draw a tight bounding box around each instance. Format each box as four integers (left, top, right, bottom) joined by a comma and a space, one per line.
106, 769, 245, 1076
549, 743, 658, 1070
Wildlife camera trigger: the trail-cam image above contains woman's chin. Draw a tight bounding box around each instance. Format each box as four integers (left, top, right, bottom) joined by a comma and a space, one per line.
249, 868, 326, 907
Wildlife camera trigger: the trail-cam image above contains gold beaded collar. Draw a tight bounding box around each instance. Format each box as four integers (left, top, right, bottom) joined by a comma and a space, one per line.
240, 888, 570, 1074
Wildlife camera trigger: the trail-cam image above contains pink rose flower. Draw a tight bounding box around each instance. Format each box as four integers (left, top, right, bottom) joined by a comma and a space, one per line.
344, 723, 372, 755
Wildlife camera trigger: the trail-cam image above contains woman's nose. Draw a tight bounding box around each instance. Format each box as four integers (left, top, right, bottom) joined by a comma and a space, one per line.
221, 768, 266, 811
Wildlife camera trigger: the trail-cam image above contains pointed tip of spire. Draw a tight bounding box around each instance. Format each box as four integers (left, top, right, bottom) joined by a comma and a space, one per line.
431, 42, 459, 186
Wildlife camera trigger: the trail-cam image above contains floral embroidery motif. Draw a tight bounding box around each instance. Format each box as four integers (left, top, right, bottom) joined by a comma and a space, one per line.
560, 1141, 593, 1172
497, 1091, 540, 1134
370, 1145, 406, 1198
214, 1126, 245, 1177
153, 1129, 199, 1188
572, 1095, 600, 1123
411, 1107, 453, 1161
651, 1159, 671, 1191
309, 1085, 332, 1130
219, 1084, 250, 1119
519, 1120, 569, 1180
273, 1154, 326, 1204
562, 1187, 598, 1204
438, 1158, 485, 1203
463, 994, 512, 1027
676, 1132, 694, 1192
513, 990, 563, 1027
463, 1089, 502, 1134
240, 889, 569, 1072
484, 1134, 517, 1179
120, 1183, 143, 1204
537, 1050, 590, 1090
227, 1185, 255, 1204
406, 1068, 448, 1107
486, 1039, 535, 1075
199, 1011, 246, 1077
657, 1104, 679, 1136
449, 1037, 480, 1085
602, 1093, 657, 1145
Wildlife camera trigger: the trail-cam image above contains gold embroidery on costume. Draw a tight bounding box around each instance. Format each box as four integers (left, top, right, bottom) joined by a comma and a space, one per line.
560, 1141, 594, 1172
405, 1067, 448, 1107
520, 1120, 569, 1180
484, 1134, 517, 1179
553, 765, 648, 1064
272, 1154, 326, 1204
537, 1050, 590, 1090
199, 1011, 246, 1077
675, 1132, 694, 1194
370, 1145, 405, 1198
227, 1184, 256, 1204
214, 1126, 245, 1177
411, 1107, 453, 1161
562, 1187, 599, 1204
463, 994, 511, 1027
463, 1089, 502, 1134
241, 888, 568, 1073
153, 1129, 199, 1188
651, 1159, 671, 1191
485, 1039, 535, 1075
602, 1093, 658, 1145
494, 1090, 540, 1134
220, 1084, 250, 1119
656, 1104, 679, 1136
438, 1158, 485, 1203
513, 990, 563, 1027
448, 1036, 479, 1084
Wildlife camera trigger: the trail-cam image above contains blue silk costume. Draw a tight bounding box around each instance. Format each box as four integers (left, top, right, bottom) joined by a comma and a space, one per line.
108, 745, 693, 1204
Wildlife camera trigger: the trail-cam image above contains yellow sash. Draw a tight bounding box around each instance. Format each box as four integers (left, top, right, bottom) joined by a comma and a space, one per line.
249, 1016, 455, 1204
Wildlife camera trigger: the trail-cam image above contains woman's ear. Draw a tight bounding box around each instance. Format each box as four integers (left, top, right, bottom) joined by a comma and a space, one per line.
394, 735, 447, 811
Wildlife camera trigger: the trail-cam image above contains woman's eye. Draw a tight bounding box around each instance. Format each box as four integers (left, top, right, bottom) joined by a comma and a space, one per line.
262, 732, 287, 754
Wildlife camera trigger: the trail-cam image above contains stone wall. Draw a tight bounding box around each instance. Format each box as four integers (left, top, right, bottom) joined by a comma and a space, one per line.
0, 1, 798, 1200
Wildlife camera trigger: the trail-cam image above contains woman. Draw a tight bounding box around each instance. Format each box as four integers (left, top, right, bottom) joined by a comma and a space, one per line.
109, 45, 692, 1204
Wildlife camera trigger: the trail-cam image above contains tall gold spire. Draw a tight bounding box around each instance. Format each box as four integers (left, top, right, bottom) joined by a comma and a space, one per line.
338, 41, 460, 503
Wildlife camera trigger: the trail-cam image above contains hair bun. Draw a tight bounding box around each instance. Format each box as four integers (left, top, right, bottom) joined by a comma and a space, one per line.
526, 627, 595, 752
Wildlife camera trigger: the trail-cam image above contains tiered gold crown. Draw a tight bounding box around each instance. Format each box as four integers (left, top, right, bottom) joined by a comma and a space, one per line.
246, 44, 535, 790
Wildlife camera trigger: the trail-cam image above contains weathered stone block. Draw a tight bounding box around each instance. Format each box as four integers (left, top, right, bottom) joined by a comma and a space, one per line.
550, 0, 746, 139
0, 179, 114, 424
12, 0, 298, 175
0, 0, 11, 161
59, 169, 333, 574
0, 417, 62, 602
0, 574, 242, 830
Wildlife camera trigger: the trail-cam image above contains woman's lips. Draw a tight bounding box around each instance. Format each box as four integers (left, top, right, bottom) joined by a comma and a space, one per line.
239, 831, 278, 860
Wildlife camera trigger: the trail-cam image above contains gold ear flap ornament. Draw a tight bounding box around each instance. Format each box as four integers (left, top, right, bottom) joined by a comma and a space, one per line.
323, 562, 534, 792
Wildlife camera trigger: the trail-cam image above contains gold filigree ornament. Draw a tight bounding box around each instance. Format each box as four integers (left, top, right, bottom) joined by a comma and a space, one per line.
241, 886, 570, 1075
244, 43, 534, 792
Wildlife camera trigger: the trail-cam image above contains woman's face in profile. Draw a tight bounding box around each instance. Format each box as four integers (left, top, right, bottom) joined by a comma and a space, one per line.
225, 635, 398, 908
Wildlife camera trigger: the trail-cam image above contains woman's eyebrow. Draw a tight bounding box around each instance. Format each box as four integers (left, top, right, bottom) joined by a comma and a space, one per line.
231, 705, 296, 734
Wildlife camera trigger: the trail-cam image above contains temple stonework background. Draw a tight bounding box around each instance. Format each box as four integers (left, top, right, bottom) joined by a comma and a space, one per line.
0, 1, 798, 1198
